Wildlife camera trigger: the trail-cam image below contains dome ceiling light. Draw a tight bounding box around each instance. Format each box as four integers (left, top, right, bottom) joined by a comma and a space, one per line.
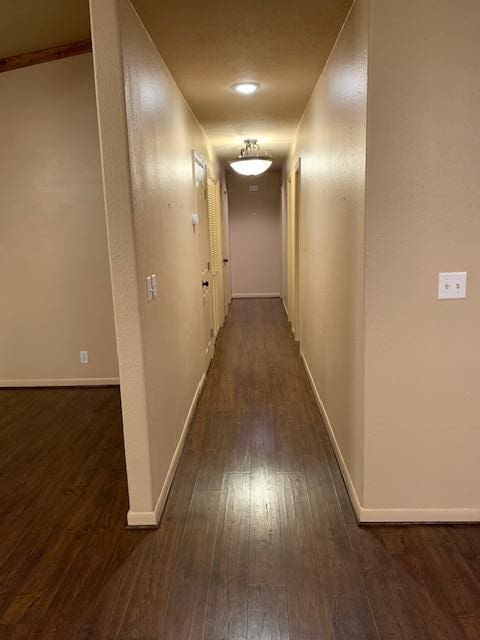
232, 82, 259, 95
229, 139, 273, 176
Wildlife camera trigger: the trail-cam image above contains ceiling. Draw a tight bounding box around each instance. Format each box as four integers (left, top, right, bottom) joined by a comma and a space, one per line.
0, 1, 90, 58
132, 0, 353, 167
1, 0, 352, 168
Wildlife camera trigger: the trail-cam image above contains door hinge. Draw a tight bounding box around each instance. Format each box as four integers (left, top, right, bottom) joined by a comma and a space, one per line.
207, 261, 211, 271
210, 328, 214, 338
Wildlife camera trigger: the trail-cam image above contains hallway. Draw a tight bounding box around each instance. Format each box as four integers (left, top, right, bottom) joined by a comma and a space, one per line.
2, 299, 480, 639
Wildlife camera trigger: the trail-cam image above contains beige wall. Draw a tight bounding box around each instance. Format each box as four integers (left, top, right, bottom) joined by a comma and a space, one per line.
120, 0, 217, 509
363, 0, 480, 516
228, 171, 281, 298
286, 0, 369, 500
287, 0, 480, 521
0, 54, 118, 385
91, 0, 217, 524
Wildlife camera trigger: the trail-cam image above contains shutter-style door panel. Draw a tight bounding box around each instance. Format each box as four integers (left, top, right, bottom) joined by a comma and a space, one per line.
207, 178, 218, 275
207, 176, 226, 336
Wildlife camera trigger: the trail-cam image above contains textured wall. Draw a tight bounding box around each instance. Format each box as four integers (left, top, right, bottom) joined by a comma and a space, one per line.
119, 0, 216, 506
363, 0, 480, 515
0, 54, 118, 385
287, 0, 369, 499
90, 0, 217, 522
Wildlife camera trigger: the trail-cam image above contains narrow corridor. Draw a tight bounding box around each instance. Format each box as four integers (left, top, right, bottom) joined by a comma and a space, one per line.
2, 300, 480, 639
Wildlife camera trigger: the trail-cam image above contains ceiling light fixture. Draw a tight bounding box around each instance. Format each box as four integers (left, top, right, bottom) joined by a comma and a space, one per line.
230, 139, 273, 176
232, 82, 259, 95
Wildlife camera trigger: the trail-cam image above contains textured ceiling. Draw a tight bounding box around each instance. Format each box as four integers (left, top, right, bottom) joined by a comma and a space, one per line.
2, 0, 352, 167
132, 0, 353, 166
0, 0, 90, 58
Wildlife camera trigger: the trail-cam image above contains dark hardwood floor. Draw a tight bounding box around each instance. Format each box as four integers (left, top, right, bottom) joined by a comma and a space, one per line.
2, 298, 480, 639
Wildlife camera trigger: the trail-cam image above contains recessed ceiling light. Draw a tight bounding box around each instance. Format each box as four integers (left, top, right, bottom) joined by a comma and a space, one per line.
232, 82, 260, 95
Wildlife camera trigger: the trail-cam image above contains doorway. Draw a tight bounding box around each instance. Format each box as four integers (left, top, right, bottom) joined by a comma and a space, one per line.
220, 181, 232, 314
289, 159, 301, 342
293, 161, 301, 341
207, 174, 226, 337
193, 152, 215, 367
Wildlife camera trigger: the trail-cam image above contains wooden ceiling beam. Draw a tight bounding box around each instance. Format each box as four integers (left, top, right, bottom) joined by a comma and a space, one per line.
0, 39, 92, 74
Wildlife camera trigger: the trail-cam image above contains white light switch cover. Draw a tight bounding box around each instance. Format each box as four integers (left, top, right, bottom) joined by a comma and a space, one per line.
146, 274, 158, 301
151, 274, 158, 299
438, 272, 467, 299
146, 275, 153, 301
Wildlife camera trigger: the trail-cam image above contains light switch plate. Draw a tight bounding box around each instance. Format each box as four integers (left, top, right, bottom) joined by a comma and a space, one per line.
146, 274, 158, 301
438, 272, 467, 299
146, 275, 154, 301
151, 274, 158, 299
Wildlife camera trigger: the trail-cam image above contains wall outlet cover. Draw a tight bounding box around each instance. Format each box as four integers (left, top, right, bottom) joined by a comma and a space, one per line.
80, 350, 89, 364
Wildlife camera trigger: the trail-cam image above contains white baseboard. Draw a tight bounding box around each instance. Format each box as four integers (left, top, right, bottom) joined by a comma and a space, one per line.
0, 377, 120, 388
232, 293, 280, 299
126, 509, 158, 527
301, 351, 480, 524
300, 351, 363, 522
358, 506, 480, 523
282, 298, 288, 317
127, 372, 206, 528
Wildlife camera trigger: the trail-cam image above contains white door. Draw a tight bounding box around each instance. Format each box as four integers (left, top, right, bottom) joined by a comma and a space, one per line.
293, 164, 301, 342
207, 176, 225, 335
221, 182, 232, 312
193, 155, 214, 366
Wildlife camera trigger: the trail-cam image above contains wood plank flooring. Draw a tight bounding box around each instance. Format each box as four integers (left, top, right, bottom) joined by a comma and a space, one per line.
2, 298, 480, 638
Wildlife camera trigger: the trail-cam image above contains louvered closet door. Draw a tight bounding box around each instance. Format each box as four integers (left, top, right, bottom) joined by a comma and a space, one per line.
194, 156, 214, 366
207, 176, 225, 337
